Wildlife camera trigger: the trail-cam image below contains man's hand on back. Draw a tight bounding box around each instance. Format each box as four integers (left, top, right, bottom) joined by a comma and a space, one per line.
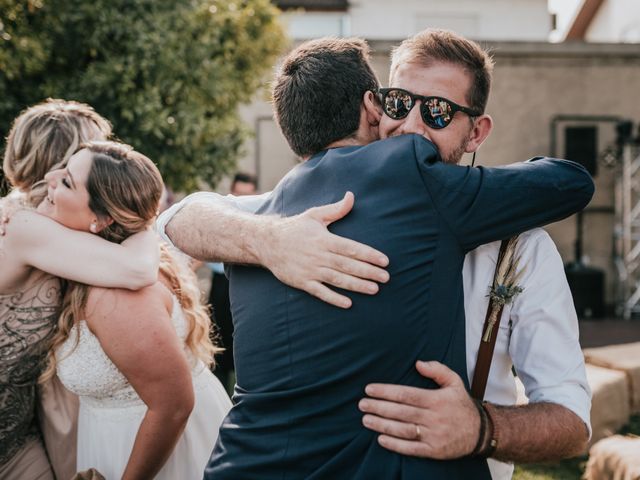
166, 191, 390, 309
359, 360, 589, 462
257, 192, 390, 308
359, 361, 480, 459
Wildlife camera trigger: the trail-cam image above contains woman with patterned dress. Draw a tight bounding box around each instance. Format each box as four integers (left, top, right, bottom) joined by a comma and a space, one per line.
0, 274, 60, 479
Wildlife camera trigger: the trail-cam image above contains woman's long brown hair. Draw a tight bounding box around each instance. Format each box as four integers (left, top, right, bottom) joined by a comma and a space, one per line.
41, 141, 219, 382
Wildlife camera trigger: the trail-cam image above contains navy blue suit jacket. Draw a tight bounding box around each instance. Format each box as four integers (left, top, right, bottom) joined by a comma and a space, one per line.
205, 134, 594, 479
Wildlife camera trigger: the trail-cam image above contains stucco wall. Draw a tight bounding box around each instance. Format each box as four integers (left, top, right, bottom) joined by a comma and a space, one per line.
475, 42, 640, 306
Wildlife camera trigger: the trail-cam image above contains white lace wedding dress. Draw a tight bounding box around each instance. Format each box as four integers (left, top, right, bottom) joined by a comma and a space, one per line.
56, 296, 232, 480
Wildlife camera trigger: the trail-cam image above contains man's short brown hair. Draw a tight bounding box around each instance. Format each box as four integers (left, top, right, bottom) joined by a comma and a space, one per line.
272, 37, 380, 158
390, 29, 494, 114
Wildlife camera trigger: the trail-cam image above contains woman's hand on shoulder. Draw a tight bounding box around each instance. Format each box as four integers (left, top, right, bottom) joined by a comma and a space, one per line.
0, 196, 19, 233
0, 208, 46, 257
0, 195, 30, 236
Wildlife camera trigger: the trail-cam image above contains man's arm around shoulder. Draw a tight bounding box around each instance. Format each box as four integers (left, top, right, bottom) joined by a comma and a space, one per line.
159, 191, 391, 309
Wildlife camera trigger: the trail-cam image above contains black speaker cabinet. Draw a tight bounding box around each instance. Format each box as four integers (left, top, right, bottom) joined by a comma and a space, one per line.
565, 126, 598, 177
565, 263, 605, 319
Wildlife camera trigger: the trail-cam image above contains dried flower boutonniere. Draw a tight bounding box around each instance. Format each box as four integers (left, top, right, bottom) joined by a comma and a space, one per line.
482, 236, 526, 342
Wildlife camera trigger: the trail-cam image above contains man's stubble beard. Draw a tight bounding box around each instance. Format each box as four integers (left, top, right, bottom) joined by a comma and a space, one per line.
443, 133, 471, 165
445, 117, 481, 165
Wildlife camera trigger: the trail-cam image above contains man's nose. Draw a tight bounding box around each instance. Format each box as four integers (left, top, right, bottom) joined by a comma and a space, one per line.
399, 103, 430, 140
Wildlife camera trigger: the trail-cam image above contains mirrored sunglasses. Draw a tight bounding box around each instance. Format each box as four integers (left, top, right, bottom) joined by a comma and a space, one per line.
378, 87, 482, 129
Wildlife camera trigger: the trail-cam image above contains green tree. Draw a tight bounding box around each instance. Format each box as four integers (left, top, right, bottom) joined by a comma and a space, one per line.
0, 0, 286, 192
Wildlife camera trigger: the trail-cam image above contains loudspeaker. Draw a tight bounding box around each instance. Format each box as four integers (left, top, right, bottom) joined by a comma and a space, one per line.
565, 263, 605, 319
616, 120, 633, 147
565, 126, 598, 176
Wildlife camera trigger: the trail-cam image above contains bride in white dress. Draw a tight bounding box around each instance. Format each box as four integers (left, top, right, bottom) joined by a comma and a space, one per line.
39, 141, 232, 479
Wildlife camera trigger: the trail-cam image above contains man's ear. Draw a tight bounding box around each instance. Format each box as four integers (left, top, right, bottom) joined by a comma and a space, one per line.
465, 114, 493, 153
363, 90, 382, 126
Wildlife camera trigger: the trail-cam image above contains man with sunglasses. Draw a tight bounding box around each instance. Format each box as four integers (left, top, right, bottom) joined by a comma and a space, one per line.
358, 30, 591, 479
159, 35, 592, 479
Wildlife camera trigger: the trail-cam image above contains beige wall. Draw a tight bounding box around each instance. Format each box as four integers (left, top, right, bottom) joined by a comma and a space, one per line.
484, 42, 640, 306
234, 41, 640, 306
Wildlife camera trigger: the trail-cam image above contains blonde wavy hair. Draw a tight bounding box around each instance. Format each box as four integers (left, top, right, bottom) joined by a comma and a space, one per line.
41, 141, 219, 382
3, 99, 112, 206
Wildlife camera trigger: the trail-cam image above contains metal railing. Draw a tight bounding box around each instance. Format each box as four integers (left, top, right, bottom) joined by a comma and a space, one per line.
615, 143, 640, 319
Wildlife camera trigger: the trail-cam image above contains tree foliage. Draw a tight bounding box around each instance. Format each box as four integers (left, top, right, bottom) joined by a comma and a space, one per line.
0, 0, 286, 192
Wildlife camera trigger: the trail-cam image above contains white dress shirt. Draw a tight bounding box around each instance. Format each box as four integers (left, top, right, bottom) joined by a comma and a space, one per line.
157, 193, 592, 480
464, 229, 591, 479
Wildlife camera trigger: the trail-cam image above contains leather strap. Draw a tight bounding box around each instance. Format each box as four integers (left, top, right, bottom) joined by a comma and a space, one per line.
471, 238, 512, 400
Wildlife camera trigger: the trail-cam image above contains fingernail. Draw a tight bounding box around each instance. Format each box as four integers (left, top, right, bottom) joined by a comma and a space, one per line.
365, 385, 375, 395
368, 284, 378, 294
359, 399, 369, 410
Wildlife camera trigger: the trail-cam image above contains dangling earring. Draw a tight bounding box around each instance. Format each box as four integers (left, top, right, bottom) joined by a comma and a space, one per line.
90, 223, 97, 233
471, 151, 477, 167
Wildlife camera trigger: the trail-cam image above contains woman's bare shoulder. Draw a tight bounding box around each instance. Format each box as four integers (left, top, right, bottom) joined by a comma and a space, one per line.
84, 282, 173, 329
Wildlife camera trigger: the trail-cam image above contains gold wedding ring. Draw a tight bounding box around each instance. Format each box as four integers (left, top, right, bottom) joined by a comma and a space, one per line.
415, 424, 422, 440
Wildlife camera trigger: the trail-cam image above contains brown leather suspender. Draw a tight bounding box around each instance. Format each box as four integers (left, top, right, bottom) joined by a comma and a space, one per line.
470, 238, 512, 401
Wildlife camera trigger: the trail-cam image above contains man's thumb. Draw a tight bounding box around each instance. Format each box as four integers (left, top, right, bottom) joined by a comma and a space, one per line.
416, 360, 462, 388
308, 191, 355, 226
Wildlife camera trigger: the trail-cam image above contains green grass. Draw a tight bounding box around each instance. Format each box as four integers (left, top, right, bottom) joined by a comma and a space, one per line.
513, 456, 586, 480
513, 414, 640, 480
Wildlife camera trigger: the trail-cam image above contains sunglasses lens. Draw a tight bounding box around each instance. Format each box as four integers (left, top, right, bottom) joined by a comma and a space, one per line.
383, 90, 413, 119
422, 98, 454, 129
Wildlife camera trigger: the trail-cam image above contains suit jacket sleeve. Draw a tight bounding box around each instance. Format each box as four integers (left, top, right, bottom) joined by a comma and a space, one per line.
412, 136, 595, 252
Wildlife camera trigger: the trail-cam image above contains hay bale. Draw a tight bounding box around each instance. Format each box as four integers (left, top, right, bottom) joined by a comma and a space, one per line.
586, 364, 631, 446
584, 435, 640, 480
585, 342, 640, 414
